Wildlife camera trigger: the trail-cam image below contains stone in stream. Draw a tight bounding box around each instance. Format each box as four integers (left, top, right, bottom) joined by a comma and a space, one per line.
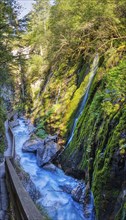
43, 163, 57, 171
71, 182, 85, 203
22, 135, 60, 167
22, 138, 44, 152
71, 181, 93, 218
59, 184, 73, 194
37, 141, 59, 167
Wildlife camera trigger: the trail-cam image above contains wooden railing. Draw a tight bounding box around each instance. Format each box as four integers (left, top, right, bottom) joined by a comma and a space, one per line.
5, 122, 46, 220
8, 124, 15, 158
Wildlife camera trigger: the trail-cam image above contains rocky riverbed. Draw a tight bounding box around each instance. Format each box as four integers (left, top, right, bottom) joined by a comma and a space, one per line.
11, 116, 95, 220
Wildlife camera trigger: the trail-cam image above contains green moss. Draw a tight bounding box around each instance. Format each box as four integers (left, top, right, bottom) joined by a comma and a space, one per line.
61, 58, 126, 219
77, 63, 89, 86
115, 202, 126, 220
36, 129, 48, 139
35, 119, 48, 139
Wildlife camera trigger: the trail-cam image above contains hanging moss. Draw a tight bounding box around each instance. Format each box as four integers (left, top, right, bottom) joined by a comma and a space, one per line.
61, 57, 126, 219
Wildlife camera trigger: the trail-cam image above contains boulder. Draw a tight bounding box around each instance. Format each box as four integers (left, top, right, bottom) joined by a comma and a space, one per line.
43, 163, 56, 171
9, 119, 19, 128
71, 182, 85, 203
72, 181, 92, 218
59, 184, 73, 194
22, 138, 44, 152
37, 141, 59, 167
22, 134, 60, 166
44, 134, 58, 143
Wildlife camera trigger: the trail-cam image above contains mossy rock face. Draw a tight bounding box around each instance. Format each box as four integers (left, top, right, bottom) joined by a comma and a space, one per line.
114, 200, 126, 220
29, 43, 126, 219
32, 56, 90, 137
61, 58, 126, 220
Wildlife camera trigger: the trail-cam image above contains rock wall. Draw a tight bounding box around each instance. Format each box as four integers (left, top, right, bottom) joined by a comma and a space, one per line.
29, 45, 126, 219
61, 49, 126, 219
0, 84, 14, 154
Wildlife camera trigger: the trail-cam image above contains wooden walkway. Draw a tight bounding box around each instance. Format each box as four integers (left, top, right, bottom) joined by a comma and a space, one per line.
0, 120, 12, 220
1, 120, 45, 220
0, 162, 9, 220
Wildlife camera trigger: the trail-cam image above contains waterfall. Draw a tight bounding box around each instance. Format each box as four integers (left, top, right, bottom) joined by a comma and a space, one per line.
66, 54, 99, 147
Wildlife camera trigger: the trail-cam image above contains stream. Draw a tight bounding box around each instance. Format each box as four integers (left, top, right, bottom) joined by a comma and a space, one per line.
12, 119, 95, 220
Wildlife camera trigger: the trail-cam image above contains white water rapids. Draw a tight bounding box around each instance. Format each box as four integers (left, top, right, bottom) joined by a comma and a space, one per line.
12, 119, 95, 220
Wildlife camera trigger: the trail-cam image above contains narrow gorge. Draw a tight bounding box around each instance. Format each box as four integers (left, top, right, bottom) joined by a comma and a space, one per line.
0, 0, 126, 220
11, 117, 95, 220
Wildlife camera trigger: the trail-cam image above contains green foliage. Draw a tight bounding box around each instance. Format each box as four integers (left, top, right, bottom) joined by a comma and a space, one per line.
36, 129, 48, 139
61, 57, 126, 219
0, 0, 20, 153
22, 0, 126, 131
35, 119, 48, 139
17, 0, 126, 218
0, 0, 19, 84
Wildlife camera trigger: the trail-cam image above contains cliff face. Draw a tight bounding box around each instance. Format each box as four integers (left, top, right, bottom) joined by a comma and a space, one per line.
30, 45, 126, 219
0, 85, 13, 154
30, 56, 91, 139
60, 48, 126, 219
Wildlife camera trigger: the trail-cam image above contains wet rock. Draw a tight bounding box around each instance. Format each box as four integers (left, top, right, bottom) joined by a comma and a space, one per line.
65, 168, 85, 180
71, 182, 85, 203
15, 161, 41, 202
44, 134, 58, 143
22, 134, 60, 166
26, 120, 36, 134
43, 163, 56, 171
37, 141, 59, 167
83, 188, 91, 205
9, 119, 19, 128
72, 182, 93, 218
59, 184, 73, 194
22, 138, 44, 152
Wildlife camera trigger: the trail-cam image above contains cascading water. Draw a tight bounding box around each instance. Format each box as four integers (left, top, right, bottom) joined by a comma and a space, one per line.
12, 119, 95, 220
66, 54, 99, 146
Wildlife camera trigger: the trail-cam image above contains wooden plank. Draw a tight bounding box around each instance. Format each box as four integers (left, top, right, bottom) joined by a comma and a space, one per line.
5, 157, 46, 220
8, 125, 15, 157
6, 167, 21, 220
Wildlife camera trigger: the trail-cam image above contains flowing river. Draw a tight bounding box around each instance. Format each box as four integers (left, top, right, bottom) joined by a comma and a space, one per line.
12, 119, 95, 220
